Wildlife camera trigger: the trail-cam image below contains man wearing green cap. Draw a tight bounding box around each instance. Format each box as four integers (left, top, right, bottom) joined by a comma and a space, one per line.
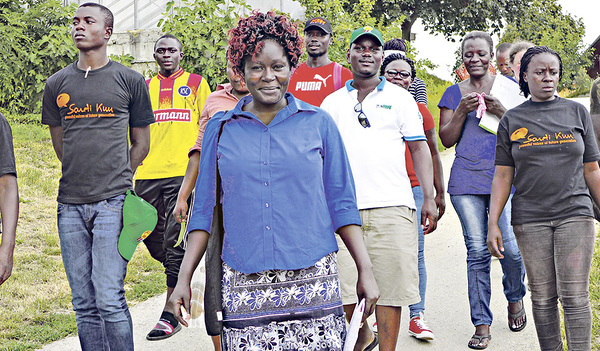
321, 26, 438, 351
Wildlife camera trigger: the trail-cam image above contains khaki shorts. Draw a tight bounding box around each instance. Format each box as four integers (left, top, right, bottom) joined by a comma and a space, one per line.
337, 206, 420, 307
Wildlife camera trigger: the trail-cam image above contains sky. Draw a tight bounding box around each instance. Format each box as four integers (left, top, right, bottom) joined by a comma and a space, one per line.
410, 0, 600, 81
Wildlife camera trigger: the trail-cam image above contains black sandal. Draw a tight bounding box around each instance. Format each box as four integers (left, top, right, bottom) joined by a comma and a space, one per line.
468, 333, 491, 350
364, 332, 379, 351
508, 300, 527, 332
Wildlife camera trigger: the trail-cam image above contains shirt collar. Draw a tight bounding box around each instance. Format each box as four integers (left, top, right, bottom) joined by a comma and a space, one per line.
157, 67, 185, 80
217, 83, 230, 91
345, 77, 387, 92
223, 93, 318, 124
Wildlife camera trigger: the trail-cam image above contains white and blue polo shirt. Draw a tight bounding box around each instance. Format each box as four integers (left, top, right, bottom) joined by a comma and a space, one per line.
321, 78, 426, 210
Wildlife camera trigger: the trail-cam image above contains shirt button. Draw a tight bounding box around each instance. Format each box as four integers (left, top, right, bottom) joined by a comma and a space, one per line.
265, 203, 269, 208
264, 182, 268, 186
263, 161, 268, 165
266, 225, 271, 230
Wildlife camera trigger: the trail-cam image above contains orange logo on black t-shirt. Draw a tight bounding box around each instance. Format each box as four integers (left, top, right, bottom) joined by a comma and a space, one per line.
513, 126, 576, 149
511, 127, 528, 141
59, 92, 116, 119
57, 93, 70, 107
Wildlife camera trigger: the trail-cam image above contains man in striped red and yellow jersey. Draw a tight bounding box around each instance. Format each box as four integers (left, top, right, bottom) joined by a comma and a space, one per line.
135, 33, 211, 341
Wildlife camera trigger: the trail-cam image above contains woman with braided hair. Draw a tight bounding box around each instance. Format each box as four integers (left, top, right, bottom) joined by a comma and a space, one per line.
167, 11, 378, 350
488, 46, 600, 350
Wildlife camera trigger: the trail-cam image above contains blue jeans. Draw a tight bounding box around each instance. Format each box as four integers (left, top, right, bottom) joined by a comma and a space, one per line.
409, 186, 426, 318
450, 194, 526, 327
58, 194, 134, 351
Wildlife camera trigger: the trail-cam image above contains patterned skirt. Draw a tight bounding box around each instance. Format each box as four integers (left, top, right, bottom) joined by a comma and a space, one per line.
221, 252, 347, 350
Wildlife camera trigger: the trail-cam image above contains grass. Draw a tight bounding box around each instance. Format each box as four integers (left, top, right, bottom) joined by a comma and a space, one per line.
0, 119, 166, 350
591, 226, 600, 350
422, 72, 452, 152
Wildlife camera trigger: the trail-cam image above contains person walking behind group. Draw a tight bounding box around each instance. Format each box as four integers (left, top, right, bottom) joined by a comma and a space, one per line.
589, 76, 600, 219
383, 38, 428, 104
167, 11, 379, 350
171, 60, 249, 351
0, 113, 18, 287
509, 41, 534, 83
41, 3, 154, 350
488, 46, 600, 351
287, 16, 352, 106
322, 26, 438, 351
135, 34, 211, 341
591, 76, 600, 139
496, 43, 515, 80
438, 31, 527, 350
173, 60, 249, 227
381, 53, 446, 341
592, 76, 600, 117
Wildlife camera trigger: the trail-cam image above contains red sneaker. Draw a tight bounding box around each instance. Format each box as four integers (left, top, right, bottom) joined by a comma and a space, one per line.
408, 312, 435, 341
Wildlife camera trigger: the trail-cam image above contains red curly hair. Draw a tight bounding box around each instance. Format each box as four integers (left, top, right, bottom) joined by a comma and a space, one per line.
227, 11, 303, 77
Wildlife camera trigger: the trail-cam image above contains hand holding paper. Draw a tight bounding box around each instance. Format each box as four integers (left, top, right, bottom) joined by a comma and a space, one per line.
343, 299, 366, 351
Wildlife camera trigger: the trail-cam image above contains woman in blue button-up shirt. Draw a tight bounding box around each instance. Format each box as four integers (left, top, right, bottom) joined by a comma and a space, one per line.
167, 11, 379, 350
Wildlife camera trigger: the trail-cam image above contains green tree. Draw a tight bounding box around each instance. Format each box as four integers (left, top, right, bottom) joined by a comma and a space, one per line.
158, 0, 250, 90
344, 0, 528, 42
0, 0, 77, 113
500, 0, 590, 91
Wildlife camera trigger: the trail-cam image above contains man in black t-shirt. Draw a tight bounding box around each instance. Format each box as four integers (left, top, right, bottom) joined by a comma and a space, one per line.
41, 3, 154, 350
0, 113, 18, 287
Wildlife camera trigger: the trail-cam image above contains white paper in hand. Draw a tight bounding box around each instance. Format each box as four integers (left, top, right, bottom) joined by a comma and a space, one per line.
343, 298, 365, 351
479, 74, 527, 134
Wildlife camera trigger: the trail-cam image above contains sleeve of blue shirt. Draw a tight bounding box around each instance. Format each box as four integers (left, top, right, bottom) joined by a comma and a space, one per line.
320, 109, 362, 231
186, 112, 226, 234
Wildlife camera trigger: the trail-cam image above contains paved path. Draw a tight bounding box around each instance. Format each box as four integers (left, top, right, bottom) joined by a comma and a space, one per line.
40, 148, 540, 350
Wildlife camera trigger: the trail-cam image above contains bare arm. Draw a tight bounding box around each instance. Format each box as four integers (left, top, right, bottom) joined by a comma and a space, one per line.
129, 126, 150, 175
438, 93, 479, 147
591, 113, 600, 166
173, 151, 200, 223
487, 165, 514, 258
337, 224, 379, 320
584, 161, 600, 208
0, 174, 18, 286
407, 140, 438, 234
166, 229, 210, 326
49, 126, 63, 162
425, 128, 446, 219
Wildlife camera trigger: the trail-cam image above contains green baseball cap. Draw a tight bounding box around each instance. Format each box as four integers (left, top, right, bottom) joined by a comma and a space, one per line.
118, 190, 158, 261
350, 26, 384, 47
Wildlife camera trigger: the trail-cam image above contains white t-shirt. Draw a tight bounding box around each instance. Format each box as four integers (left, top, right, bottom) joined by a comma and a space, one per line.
321, 78, 426, 210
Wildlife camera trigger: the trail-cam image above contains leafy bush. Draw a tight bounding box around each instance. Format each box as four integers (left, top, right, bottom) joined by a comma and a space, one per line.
109, 53, 135, 67
158, 0, 251, 90
564, 67, 594, 98
500, 0, 590, 92
0, 0, 78, 113
5, 113, 43, 126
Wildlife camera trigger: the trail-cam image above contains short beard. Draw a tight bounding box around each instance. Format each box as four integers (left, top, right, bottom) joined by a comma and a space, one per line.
308, 51, 326, 58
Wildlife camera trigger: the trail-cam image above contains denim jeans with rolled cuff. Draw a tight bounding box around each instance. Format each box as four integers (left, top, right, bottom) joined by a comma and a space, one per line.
450, 194, 526, 327
57, 194, 133, 351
